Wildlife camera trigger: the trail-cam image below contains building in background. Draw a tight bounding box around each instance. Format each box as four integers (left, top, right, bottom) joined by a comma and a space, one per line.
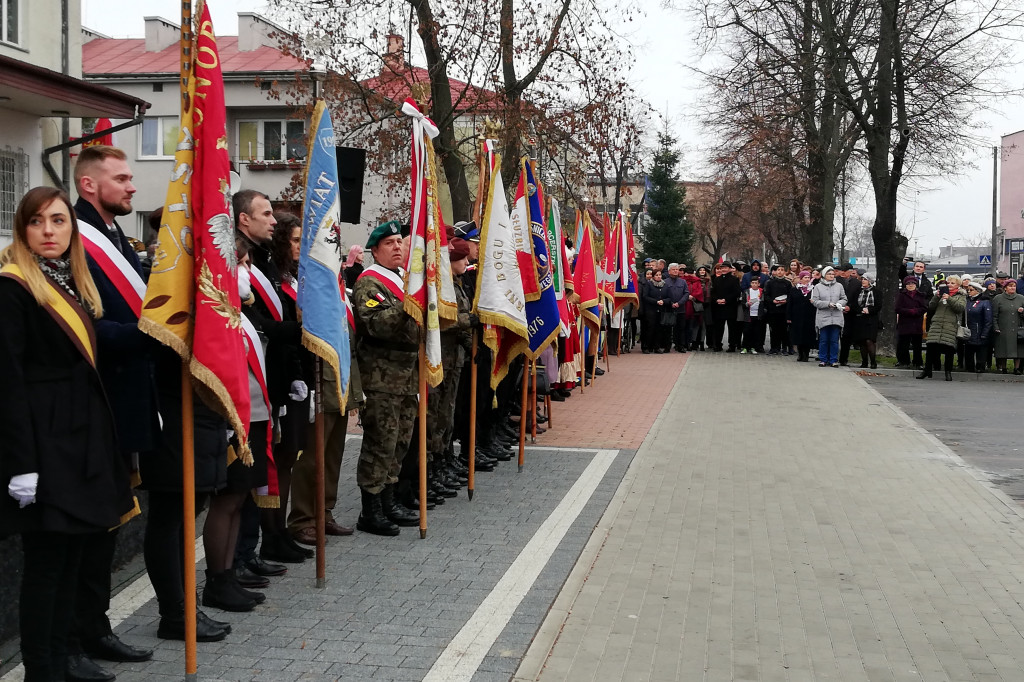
999, 130, 1024, 279
0, 0, 147, 248
81, 13, 358, 244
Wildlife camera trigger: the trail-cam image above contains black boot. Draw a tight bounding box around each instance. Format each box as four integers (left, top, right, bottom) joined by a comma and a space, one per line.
202, 570, 256, 612
916, 367, 932, 379
157, 602, 229, 642
945, 370, 953, 381
396, 479, 435, 510
429, 464, 458, 498
227, 569, 265, 604
259, 532, 307, 564
381, 485, 419, 527
357, 488, 400, 536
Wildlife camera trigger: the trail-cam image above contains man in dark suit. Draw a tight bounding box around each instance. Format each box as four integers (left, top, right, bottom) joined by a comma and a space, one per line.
69, 146, 155, 681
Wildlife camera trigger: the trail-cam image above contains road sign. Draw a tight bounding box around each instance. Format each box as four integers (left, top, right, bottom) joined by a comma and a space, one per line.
979, 254, 992, 266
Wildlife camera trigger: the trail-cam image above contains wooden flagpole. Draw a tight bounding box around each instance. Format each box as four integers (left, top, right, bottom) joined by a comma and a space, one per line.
529, 360, 537, 444
576, 314, 585, 394
468, 333, 477, 500
181, 367, 197, 681
466, 134, 487, 502
518, 359, 527, 472
178, 3, 197, 679
418, 345, 428, 539
313, 359, 326, 587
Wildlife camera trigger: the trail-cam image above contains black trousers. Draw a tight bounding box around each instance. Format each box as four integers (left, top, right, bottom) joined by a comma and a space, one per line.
767, 316, 789, 351
145, 490, 207, 617
235, 495, 260, 565
22, 531, 86, 682
743, 319, 765, 350
69, 527, 117, 654
964, 343, 988, 372
710, 319, 726, 350
896, 333, 924, 367
672, 315, 688, 351
839, 317, 855, 364
925, 342, 955, 373
726, 319, 743, 350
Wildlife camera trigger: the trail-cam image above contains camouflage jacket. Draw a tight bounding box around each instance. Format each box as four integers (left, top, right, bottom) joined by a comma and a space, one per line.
441, 274, 474, 367
352, 265, 420, 395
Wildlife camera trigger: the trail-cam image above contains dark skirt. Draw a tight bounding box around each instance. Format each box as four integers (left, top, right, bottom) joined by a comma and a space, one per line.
224, 421, 269, 494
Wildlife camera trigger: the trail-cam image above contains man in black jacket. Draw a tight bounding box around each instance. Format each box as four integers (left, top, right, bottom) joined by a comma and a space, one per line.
71, 145, 155, 681
838, 264, 862, 365
661, 263, 690, 352
709, 262, 741, 351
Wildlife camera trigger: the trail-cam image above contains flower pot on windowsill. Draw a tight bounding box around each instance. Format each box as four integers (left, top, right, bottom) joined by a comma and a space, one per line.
246, 160, 304, 171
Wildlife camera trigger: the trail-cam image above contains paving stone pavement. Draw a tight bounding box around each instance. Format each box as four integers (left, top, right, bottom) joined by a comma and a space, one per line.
75, 442, 630, 682
515, 352, 1024, 682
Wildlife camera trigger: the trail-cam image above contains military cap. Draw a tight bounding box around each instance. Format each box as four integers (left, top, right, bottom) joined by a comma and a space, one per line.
366, 220, 409, 248
454, 220, 481, 243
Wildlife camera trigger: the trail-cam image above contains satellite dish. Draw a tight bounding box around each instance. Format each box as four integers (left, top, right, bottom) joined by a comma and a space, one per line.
229, 170, 242, 193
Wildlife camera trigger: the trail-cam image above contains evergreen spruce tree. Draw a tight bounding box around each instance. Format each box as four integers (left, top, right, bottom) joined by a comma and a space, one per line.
641, 132, 695, 266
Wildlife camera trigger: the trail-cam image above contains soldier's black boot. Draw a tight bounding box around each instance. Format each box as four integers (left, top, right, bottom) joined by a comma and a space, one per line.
357, 489, 400, 536
396, 479, 435, 511
429, 464, 458, 498
381, 485, 419, 527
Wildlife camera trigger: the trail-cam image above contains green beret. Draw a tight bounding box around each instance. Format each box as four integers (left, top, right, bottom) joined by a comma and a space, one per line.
366, 220, 409, 248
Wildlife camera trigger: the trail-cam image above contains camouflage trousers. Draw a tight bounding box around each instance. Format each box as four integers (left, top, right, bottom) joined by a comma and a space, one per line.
427, 363, 463, 457
356, 390, 417, 494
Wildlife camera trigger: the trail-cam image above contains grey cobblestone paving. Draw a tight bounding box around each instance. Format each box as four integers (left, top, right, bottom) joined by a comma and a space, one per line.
93, 442, 632, 682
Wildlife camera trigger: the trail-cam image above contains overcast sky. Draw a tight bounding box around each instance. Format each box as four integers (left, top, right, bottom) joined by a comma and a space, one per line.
83, 0, 1024, 256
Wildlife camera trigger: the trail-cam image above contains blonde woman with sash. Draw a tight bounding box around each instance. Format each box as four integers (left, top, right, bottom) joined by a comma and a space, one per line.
0, 187, 137, 682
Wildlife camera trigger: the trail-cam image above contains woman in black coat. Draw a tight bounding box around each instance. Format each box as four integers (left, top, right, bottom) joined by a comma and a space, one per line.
786, 271, 817, 361
853, 275, 881, 368
0, 187, 137, 682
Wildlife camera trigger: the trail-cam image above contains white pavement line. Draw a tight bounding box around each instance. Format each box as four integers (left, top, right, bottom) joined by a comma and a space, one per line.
857, 374, 1024, 523
1, 539, 206, 682
422, 448, 619, 682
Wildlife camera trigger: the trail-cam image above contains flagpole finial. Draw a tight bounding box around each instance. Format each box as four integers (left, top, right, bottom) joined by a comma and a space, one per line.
410, 83, 430, 114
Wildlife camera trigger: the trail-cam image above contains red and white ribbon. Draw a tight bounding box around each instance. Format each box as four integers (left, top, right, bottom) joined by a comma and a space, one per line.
250, 265, 283, 322
77, 220, 145, 318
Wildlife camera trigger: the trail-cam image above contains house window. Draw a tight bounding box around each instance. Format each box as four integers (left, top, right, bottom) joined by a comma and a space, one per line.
139, 117, 180, 158
1, 0, 19, 45
237, 120, 306, 162
0, 148, 28, 236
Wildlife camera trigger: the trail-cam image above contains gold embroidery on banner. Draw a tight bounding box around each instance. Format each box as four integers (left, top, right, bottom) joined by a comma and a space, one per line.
198, 261, 241, 329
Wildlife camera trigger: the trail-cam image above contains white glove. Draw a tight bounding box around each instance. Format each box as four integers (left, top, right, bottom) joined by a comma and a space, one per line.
309, 390, 317, 423
8, 473, 38, 508
289, 380, 309, 402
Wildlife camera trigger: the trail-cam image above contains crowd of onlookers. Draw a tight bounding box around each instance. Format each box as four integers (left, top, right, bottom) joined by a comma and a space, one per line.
631, 257, 1024, 379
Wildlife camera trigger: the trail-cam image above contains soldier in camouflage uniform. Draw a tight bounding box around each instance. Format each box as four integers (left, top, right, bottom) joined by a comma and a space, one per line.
424, 238, 476, 498
351, 221, 420, 536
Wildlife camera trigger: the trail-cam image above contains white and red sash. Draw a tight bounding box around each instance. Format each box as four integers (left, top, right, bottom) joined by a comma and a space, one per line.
250, 265, 283, 322
240, 313, 274, 452
281, 277, 297, 303
77, 220, 145, 318
358, 264, 405, 301
344, 290, 355, 331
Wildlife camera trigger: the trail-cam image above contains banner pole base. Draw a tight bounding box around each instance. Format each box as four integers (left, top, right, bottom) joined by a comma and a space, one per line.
468, 489, 474, 501
420, 528, 427, 539
186, 673, 198, 682
316, 577, 326, 589
518, 464, 523, 473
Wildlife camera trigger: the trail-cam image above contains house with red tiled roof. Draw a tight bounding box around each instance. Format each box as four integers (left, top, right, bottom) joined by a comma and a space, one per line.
0, 0, 147, 248
82, 13, 325, 242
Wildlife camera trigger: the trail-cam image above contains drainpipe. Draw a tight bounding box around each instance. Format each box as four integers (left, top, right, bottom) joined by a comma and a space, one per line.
61, 0, 70, 189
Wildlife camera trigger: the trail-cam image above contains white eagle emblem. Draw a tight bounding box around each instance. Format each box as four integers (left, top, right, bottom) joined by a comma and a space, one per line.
208, 213, 237, 270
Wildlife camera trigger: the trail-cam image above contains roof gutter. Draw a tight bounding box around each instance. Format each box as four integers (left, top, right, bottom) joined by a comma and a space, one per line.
42, 109, 149, 192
